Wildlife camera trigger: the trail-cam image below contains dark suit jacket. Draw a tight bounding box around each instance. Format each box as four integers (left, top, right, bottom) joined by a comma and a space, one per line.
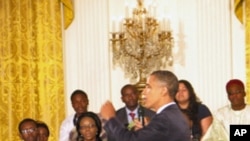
104, 104, 191, 141
116, 106, 155, 128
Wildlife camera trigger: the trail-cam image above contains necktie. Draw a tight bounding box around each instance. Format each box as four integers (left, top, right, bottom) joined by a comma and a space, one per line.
129, 112, 135, 120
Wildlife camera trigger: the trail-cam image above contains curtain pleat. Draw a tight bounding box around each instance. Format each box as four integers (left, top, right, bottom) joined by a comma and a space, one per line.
234, 0, 250, 104
245, 0, 250, 104
0, 0, 73, 140
234, 0, 244, 23
61, 0, 74, 29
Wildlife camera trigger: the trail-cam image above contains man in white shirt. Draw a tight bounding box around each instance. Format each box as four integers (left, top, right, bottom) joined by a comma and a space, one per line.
215, 79, 250, 134
59, 89, 89, 141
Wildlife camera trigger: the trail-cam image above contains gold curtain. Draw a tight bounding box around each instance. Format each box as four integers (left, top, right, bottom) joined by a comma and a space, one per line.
234, 0, 250, 104
0, 0, 73, 141
246, 0, 250, 104
234, 0, 244, 23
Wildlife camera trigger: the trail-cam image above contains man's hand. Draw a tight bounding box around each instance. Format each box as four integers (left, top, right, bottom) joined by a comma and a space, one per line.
100, 101, 116, 120
133, 117, 150, 131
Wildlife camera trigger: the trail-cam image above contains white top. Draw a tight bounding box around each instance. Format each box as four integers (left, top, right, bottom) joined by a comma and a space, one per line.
215, 104, 250, 134
59, 114, 75, 141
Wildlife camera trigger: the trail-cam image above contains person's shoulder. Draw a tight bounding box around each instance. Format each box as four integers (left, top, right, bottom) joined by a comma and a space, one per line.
243, 105, 250, 117
198, 103, 208, 108
65, 114, 75, 120
61, 114, 75, 124
59, 114, 75, 135
144, 107, 155, 112
215, 105, 231, 116
242, 105, 250, 111
142, 106, 155, 115
197, 103, 212, 118
116, 107, 126, 114
217, 105, 230, 112
160, 104, 180, 114
198, 103, 211, 111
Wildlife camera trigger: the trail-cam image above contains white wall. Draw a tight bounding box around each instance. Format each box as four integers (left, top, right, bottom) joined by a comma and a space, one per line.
63, 0, 245, 116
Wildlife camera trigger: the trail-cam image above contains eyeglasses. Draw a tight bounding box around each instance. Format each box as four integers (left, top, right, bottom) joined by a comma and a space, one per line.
21, 128, 37, 134
80, 124, 96, 130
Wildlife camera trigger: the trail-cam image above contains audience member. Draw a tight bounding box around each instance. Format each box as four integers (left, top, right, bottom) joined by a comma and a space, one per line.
116, 84, 155, 130
175, 79, 213, 140
76, 112, 103, 141
37, 121, 50, 141
100, 70, 190, 141
215, 79, 250, 134
18, 118, 38, 141
59, 89, 89, 141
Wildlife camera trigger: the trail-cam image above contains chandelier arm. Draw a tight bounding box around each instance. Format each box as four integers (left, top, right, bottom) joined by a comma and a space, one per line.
127, 28, 140, 40
123, 46, 140, 61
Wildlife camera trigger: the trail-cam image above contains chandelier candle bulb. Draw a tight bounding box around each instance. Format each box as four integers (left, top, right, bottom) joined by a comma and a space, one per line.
125, 6, 129, 18
161, 18, 166, 31
152, 6, 156, 17
166, 19, 170, 31
148, 5, 152, 17
147, 6, 150, 17
112, 20, 116, 32
120, 20, 124, 32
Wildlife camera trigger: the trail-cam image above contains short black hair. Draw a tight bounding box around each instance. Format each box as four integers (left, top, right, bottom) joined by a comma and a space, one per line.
70, 89, 88, 101
18, 118, 37, 133
120, 84, 138, 95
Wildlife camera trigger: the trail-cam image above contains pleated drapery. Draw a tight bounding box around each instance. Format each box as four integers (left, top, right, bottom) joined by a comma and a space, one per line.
0, 0, 73, 140
234, 0, 250, 104
245, 0, 250, 104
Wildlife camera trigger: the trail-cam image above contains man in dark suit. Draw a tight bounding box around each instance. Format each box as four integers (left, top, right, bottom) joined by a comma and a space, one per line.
116, 84, 155, 130
100, 70, 191, 141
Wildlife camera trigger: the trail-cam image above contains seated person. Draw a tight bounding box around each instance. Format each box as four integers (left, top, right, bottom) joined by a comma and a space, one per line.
175, 80, 213, 140
18, 118, 38, 141
215, 79, 250, 134
37, 121, 50, 141
76, 112, 103, 141
201, 117, 229, 141
116, 84, 155, 130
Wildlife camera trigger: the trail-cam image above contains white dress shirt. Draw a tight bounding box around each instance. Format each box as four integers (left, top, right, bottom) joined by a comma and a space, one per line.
215, 104, 250, 134
59, 114, 75, 141
125, 106, 139, 123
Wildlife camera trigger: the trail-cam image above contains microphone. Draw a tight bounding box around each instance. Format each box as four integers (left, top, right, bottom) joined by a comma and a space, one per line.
138, 106, 145, 127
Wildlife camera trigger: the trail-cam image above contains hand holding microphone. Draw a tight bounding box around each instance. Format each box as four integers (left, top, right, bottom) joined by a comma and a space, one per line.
133, 116, 150, 131
138, 107, 145, 127
132, 107, 150, 131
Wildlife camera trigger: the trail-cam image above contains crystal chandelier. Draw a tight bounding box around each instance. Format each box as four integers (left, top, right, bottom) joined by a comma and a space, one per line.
110, 0, 173, 90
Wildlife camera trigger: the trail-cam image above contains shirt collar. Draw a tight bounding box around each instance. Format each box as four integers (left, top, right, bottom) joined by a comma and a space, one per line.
156, 102, 176, 114
125, 105, 139, 115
